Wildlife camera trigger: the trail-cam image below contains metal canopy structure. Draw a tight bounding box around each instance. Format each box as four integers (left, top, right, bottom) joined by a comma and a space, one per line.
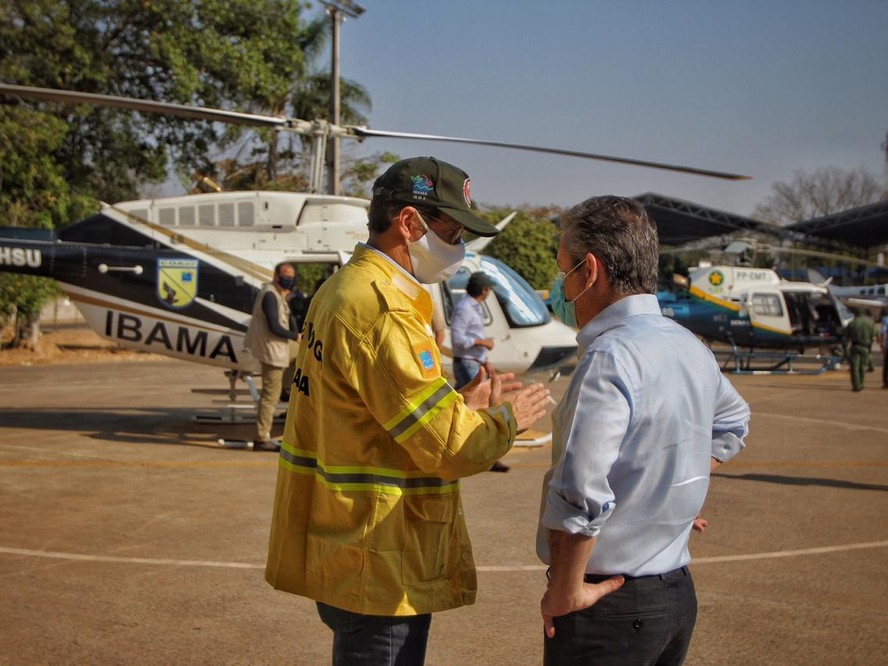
635, 193, 788, 247
785, 199, 888, 249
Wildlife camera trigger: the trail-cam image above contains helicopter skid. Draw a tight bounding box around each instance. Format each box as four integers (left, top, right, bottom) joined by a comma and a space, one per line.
513, 428, 552, 448
714, 348, 841, 375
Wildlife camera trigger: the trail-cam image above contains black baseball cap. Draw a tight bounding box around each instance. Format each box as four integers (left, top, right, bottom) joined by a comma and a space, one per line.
372, 156, 500, 237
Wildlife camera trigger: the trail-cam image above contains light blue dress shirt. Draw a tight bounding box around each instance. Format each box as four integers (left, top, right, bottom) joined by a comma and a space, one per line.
537, 294, 750, 577
450, 296, 488, 362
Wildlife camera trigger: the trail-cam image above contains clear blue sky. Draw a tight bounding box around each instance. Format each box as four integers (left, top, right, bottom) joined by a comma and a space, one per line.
314, 0, 888, 216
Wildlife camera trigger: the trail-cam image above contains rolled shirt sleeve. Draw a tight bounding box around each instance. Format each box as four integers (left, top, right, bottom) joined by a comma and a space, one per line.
541, 351, 629, 537
711, 372, 750, 462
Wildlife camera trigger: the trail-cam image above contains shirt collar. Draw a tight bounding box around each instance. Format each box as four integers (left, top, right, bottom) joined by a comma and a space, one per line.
576, 294, 661, 351
351, 243, 433, 322
357, 242, 419, 285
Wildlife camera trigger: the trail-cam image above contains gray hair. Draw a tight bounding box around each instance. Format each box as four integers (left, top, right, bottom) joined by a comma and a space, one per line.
559, 196, 659, 295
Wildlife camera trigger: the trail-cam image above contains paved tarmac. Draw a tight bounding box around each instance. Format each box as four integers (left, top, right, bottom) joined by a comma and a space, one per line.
0, 356, 886, 665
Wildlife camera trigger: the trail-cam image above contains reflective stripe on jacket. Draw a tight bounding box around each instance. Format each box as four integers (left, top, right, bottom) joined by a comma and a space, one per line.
265, 244, 516, 616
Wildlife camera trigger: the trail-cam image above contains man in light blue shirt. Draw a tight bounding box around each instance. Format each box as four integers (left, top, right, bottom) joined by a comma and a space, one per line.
450, 271, 496, 388
538, 196, 750, 665
451, 271, 510, 472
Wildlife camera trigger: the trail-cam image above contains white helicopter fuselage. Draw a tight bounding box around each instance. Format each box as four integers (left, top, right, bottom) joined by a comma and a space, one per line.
3, 191, 578, 375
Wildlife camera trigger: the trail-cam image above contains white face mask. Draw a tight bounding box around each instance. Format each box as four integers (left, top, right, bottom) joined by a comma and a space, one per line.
408, 213, 466, 284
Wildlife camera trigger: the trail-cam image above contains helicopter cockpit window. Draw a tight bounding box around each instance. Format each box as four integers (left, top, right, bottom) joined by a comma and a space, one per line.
479, 257, 551, 328
751, 293, 783, 317
445, 269, 494, 326
238, 202, 255, 226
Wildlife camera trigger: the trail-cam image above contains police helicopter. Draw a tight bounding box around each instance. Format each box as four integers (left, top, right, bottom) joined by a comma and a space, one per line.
0, 83, 748, 389
656, 240, 853, 372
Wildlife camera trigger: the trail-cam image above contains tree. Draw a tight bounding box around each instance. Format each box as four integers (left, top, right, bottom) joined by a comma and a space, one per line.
1, 0, 321, 203
753, 166, 883, 225
482, 208, 562, 290
0, 0, 326, 344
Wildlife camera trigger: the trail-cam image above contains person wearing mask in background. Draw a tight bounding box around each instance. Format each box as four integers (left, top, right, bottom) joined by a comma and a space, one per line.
266, 157, 551, 665
243, 262, 299, 451
537, 196, 750, 665
845, 308, 876, 391
451, 270, 509, 472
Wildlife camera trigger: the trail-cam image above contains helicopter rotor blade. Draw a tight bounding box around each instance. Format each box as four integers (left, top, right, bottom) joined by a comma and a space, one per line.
0, 83, 308, 131
350, 126, 750, 181
1, 83, 749, 181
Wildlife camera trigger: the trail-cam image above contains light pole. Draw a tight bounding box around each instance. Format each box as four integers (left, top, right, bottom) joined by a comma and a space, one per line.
321, 1, 365, 196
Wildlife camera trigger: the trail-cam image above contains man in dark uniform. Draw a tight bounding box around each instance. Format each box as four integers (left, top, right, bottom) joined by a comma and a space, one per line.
845, 308, 876, 392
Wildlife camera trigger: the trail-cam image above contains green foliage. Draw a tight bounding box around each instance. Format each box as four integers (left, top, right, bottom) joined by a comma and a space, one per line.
0, 274, 59, 319
482, 209, 561, 290
341, 151, 400, 198
1, 0, 317, 202
1, 1, 325, 324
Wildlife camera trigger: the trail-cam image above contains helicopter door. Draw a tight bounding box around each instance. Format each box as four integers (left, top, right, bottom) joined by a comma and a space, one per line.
748, 290, 791, 336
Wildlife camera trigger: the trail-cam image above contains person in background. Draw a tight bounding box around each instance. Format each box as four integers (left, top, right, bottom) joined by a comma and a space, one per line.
265, 156, 551, 665
451, 270, 509, 472
537, 196, 750, 665
879, 307, 888, 389
243, 262, 299, 451
845, 308, 876, 391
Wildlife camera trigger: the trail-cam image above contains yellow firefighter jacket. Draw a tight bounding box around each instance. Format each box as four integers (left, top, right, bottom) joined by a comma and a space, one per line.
265, 244, 517, 616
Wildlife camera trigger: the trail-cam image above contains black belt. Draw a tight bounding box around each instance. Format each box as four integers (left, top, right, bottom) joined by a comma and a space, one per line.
583, 565, 690, 584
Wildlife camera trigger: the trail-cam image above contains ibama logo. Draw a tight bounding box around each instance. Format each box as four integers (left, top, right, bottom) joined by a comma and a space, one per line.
157, 258, 199, 309
411, 174, 434, 199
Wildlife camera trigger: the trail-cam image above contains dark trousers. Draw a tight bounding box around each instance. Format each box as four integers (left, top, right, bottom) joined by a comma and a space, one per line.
544, 566, 697, 666
453, 357, 482, 389
849, 344, 871, 390
316, 602, 432, 666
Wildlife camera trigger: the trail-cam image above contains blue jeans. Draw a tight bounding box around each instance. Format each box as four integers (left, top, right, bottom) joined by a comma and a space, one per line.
316, 602, 432, 665
453, 358, 482, 389
544, 566, 697, 666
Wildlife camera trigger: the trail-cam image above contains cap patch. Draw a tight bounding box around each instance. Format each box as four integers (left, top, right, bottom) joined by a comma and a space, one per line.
411, 174, 434, 199
463, 178, 472, 207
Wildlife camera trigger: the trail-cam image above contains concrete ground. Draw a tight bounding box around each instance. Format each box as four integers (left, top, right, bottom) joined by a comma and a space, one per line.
0, 355, 886, 665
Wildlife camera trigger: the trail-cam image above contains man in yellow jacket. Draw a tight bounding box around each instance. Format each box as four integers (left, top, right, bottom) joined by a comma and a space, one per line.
266, 157, 551, 664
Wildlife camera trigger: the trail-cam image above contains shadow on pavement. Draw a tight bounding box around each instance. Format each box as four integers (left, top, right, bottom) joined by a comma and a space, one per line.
714, 472, 888, 492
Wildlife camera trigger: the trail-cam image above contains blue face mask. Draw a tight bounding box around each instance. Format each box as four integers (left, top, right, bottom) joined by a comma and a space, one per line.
550, 259, 590, 328
277, 275, 295, 290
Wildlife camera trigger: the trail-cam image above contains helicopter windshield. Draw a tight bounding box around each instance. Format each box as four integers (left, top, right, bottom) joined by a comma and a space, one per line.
447, 256, 552, 328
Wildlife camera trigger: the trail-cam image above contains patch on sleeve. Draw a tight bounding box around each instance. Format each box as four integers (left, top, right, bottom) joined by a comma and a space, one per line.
413, 341, 439, 378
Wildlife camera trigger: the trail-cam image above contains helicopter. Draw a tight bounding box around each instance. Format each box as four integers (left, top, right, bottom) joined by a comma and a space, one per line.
0, 190, 580, 378
0, 82, 748, 388
656, 241, 852, 374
